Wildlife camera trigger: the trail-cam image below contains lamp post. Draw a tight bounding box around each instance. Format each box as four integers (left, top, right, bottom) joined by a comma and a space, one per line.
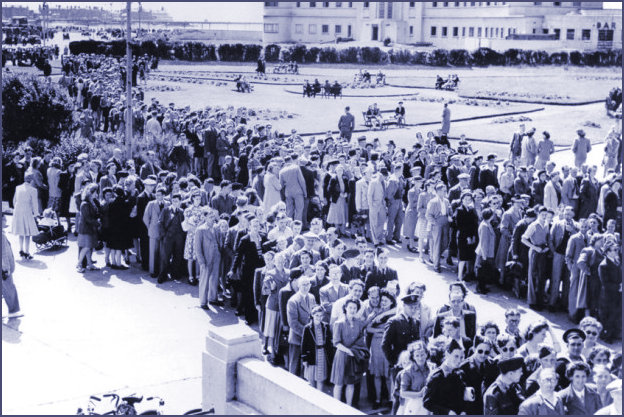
125, 1, 133, 157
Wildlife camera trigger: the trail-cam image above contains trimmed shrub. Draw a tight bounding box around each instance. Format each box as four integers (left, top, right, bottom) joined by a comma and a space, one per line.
218, 43, 245, 61
549, 51, 569, 65
427, 49, 449, 66
471, 47, 504, 66
305, 47, 320, 63
290, 44, 307, 63
319, 47, 339, 63
243, 44, 263, 62
339, 47, 360, 63
389, 49, 412, 64
361, 46, 382, 64
569, 50, 583, 66
448, 49, 471, 66
264, 44, 281, 62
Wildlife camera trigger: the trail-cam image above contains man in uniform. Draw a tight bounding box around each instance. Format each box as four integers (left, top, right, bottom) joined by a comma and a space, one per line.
483, 357, 525, 415
555, 328, 587, 389
382, 294, 421, 382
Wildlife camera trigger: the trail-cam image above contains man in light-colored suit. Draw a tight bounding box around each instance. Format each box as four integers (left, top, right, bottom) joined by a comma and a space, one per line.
279, 154, 307, 222
565, 219, 589, 321
368, 167, 388, 246
355, 166, 372, 240
561, 167, 580, 217
286, 276, 316, 376
195, 208, 221, 308
426, 182, 452, 273
142, 186, 167, 277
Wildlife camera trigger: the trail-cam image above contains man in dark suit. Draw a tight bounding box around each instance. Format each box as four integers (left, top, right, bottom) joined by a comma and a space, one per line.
483, 357, 525, 415
556, 362, 602, 415
479, 153, 499, 190
578, 165, 600, 219
339, 249, 361, 284
299, 158, 317, 230
433, 282, 477, 340
364, 248, 398, 294
139, 150, 161, 180
203, 119, 219, 180
382, 294, 420, 382
157, 193, 186, 283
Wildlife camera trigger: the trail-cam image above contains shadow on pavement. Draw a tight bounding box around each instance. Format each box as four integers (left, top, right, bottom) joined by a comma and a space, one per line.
2, 319, 23, 344
16, 259, 48, 270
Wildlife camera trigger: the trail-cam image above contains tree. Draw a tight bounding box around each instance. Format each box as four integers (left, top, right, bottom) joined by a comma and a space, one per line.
2, 74, 74, 146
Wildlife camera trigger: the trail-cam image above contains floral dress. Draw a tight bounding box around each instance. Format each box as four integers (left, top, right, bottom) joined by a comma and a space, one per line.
183, 205, 204, 260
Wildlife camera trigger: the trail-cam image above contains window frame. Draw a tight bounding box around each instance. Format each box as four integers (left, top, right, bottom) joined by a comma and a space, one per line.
566, 28, 574, 40
581, 29, 590, 41
322, 24, 329, 34
263, 23, 279, 33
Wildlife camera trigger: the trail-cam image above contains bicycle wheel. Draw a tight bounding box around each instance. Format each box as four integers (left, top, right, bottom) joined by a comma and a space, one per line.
116, 403, 137, 415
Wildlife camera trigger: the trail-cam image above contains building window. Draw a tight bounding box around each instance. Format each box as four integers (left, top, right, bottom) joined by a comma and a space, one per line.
336, 2, 342, 6
349, 2, 353, 7
443, 2, 449, 6
477, 27, 482, 36
264, 23, 278, 33
553, 2, 561, 6
598, 29, 614, 41
566, 29, 574, 40
442, 26, 448, 37
309, 24, 317, 34
309, 2, 316, 7
322, 24, 329, 33
455, 1, 460, 5
410, 26, 414, 36
496, 28, 500, 36
363, 2, 369, 7
453, 27, 458, 37
410, 2, 416, 6
572, 2, 581, 6
542, 28, 548, 34
431, 26, 437, 36
469, 27, 474, 36
295, 24, 303, 34
500, 27, 504, 37
378, 1, 385, 17
296, 2, 301, 6
486, 1, 490, 5
470, 1, 475, 4
264, 2, 278, 6
581, 29, 590, 40
388, 2, 393, 17
323, 2, 329, 7
485, 27, 489, 37
432, 2, 437, 6
553, 28, 560, 39
462, 27, 466, 36
335, 24, 341, 34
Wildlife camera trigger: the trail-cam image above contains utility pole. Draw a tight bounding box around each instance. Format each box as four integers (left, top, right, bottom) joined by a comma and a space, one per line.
41, 1, 48, 47
138, 2, 142, 31
125, 1, 133, 157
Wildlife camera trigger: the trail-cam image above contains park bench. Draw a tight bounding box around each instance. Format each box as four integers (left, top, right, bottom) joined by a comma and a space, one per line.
362, 109, 399, 130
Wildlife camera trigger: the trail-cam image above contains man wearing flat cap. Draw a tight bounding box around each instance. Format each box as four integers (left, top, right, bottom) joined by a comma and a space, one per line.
381, 293, 420, 380
483, 357, 525, 415
448, 173, 470, 204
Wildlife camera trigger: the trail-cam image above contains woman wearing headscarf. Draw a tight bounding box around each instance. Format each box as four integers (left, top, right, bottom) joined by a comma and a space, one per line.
25, 156, 46, 214
474, 208, 496, 294
326, 164, 349, 237
47, 157, 63, 216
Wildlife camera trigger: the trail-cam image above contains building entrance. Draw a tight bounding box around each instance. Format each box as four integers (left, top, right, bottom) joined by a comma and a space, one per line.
372, 24, 378, 40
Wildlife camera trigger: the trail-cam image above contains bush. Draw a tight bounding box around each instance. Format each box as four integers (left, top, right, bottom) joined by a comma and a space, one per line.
448, 49, 471, 66
471, 47, 505, 66
389, 49, 412, 64
264, 44, 281, 62
243, 44, 263, 62
361, 46, 382, 64
549, 51, 569, 65
339, 47, 360, 63
305, 47, 320, 63
51, 132, 121, 166
290, 44, 307, 63
319, 47, 339, 63
427, 49, 449, 66
2, 74, 74, 146
218, 43, 245, 61
569, 50, 583, 66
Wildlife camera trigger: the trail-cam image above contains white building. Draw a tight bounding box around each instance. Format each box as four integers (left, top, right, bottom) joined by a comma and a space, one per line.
263, 2, 621, 51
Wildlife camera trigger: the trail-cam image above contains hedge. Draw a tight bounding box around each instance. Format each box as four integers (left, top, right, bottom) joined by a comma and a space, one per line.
68, 40, 622, 67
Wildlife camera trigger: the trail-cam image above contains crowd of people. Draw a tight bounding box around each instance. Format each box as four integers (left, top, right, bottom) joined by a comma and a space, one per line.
2, 51, 623, 414
1, 45, 58, 70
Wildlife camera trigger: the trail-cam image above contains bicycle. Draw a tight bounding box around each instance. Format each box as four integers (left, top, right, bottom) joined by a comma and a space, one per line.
77, 393, 165, 415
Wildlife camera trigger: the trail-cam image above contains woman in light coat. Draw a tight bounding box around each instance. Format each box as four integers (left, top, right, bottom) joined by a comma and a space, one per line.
11, 173, 40, 259
262, 163, 282, 216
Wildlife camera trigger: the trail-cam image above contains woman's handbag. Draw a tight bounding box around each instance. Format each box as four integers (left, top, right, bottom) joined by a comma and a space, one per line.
228, 266, 242, 283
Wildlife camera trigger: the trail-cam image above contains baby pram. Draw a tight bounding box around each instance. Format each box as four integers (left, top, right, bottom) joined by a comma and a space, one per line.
32, 209, 68, 251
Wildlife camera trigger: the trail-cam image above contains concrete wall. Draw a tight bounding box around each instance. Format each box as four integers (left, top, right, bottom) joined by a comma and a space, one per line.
237, 358, 365, 415
202, 324, 363, 415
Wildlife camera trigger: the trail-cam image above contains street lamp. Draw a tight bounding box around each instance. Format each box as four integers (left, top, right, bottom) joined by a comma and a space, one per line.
126, 1, 133, 157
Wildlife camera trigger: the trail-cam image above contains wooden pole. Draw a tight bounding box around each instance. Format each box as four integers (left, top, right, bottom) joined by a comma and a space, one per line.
125, 1, 133, 158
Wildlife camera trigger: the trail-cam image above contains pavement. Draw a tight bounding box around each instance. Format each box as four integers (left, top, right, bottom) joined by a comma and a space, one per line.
2, 60, 622, 415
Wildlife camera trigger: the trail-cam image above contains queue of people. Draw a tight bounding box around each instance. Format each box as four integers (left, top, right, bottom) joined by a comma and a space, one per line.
2, 55, 622, 414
